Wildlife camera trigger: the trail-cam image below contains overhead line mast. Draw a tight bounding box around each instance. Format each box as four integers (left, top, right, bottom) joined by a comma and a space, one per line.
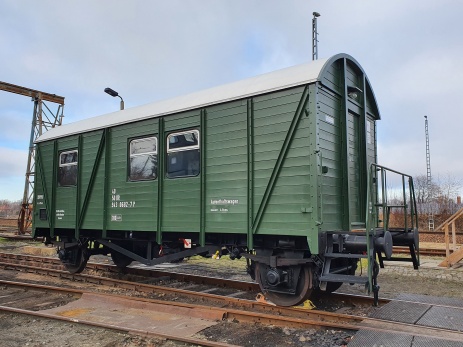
424, 115, 434, 230
0, 81, 65, 234
312, 12, 320, 60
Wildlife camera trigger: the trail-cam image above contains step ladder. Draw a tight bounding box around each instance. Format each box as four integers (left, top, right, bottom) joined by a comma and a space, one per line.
319, 230, 379, 305
319, 164, 419, 306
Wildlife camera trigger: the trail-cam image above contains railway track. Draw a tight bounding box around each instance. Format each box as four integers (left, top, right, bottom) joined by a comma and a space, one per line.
0, 251, 258, 292
0, 251, 390, 307
0, 252, 369, 323
1, 276, 463, 344
0, 280, 237, 347
393, 246, 447, 256
1, 252, 463, 344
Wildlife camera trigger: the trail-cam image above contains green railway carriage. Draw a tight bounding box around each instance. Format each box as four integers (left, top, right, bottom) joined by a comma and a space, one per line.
33, 53, 419, 306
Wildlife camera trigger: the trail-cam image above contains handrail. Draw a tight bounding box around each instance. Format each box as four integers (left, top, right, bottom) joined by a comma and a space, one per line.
434, 207, 463, 232
368, 163, 418, 232
365, 163, 419, 293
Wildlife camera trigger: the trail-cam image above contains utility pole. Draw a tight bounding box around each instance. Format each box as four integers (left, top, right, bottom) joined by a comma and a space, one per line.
424, 115, 434, 230
312, 12, 321, 60
0, 82, 65, 234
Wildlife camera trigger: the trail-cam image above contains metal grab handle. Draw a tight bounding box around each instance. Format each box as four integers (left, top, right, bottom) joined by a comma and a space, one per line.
315, 150, 324, 226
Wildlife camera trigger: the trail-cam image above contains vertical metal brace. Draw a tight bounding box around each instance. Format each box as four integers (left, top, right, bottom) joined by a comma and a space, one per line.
200, 109, 206, 247
102, 128, 110, 237
247, 99, 254, 250
75, 135, 83, 239
50, 140, 58, 238
156, 118, 165, 245
365, 163, 373, 294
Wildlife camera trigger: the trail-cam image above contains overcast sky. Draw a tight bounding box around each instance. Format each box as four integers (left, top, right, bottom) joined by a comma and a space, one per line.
1, 0, 462, 201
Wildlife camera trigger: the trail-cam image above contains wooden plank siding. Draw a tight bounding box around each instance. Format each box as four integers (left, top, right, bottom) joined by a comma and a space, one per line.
205, 100, 248, 234
33, 142, 55, 230
106, 118, 159, 231
54, 136, 78, 229
32, 54, 383, 256
79, 131, 106, 231
318, 86, 343, 231
252, 86, 312, 235
162, 112, 201, 232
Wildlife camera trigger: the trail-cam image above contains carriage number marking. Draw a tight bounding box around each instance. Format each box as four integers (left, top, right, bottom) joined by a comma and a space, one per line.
110, 189, 136, 208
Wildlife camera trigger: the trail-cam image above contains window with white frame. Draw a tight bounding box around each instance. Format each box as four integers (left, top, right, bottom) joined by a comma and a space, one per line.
166, 130, 200, 178
129, 136, 158, 181
58, 150, 78, 186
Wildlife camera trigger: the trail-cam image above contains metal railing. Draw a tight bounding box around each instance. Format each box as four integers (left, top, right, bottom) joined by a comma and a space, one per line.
365, 163, 418, 292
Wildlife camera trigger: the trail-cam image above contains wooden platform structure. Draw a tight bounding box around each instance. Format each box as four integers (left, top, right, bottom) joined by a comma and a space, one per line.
437, 208, 463, 267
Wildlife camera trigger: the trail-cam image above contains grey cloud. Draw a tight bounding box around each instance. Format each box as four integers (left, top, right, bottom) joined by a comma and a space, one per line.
1, 0, 463, 198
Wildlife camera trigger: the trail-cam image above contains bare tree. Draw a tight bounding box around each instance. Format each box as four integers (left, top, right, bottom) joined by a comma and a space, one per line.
435, 173, 463, 214
0, 199, 22, 218
414, 174, 441, 215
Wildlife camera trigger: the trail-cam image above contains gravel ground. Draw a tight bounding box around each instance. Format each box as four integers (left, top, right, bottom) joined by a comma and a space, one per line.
0, 238, 462, 347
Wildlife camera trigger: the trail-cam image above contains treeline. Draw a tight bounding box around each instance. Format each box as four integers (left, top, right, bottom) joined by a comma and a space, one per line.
389, 173, 463, 231
414, 173, 462, 216
0, 199, 22, 218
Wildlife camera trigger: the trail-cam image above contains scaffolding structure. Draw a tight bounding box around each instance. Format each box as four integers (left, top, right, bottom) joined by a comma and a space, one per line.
0, 82, 64, 233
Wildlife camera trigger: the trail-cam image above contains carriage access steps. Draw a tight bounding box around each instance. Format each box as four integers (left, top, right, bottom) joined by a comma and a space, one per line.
319, 231, 373, 291
319, 164, 420, 304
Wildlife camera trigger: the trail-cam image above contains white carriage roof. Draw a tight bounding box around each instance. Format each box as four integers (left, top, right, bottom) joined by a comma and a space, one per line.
37, 56, 335, 143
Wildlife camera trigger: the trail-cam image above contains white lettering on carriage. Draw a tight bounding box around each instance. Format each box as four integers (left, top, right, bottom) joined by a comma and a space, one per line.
110, 189, 136, 211
210, 198, 239, 212
56, 209, 65, 220
210, 199, 239, 205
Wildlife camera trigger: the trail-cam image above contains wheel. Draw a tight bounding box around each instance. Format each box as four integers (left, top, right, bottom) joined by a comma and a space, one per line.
111, 251, 133, 268
255, 263, 312, 307
60, 247, 89, 274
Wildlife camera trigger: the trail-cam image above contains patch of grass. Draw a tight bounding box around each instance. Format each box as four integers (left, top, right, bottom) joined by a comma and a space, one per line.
186, 255, 247, 270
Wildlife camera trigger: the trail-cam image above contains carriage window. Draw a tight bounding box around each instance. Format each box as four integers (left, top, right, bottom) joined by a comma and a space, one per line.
129, 136, 157, 181
166, 130, 200, 178
58, 150, 78, 186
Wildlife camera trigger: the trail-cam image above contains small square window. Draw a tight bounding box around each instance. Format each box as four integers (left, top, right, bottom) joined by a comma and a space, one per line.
39, 209, 47, 220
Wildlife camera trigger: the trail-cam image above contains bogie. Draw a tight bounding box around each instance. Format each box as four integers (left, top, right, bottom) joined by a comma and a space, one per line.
57, 240, 89, 274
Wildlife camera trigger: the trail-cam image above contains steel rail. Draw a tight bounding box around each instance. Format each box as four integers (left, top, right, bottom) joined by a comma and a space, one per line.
0, 306, 237, 347
0, 252, 382, 319
0, 252, 259, 291
2, 279, 463, 343
0, 262, 359, 325
0, 251, 444, 309
0, 279, 362, 329
392, 246, 446, 256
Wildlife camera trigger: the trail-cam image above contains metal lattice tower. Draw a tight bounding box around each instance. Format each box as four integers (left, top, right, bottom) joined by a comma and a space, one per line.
0, 82, 64, 233
424, 115, 434, 230
312, 12, 320, 60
